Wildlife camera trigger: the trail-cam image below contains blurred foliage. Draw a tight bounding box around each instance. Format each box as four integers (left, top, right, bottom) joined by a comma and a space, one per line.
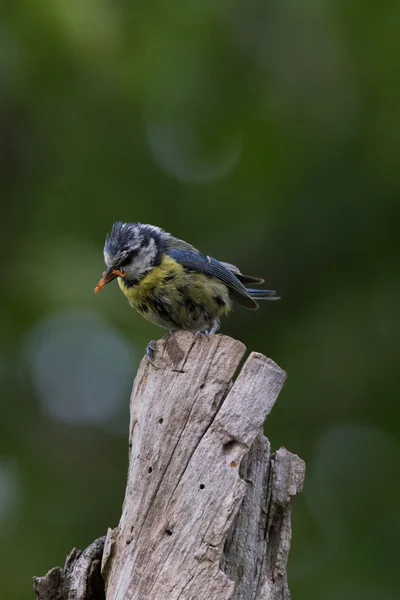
1, 1, 400, 599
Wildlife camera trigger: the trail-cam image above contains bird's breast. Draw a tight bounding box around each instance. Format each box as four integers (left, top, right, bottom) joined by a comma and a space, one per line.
117, 255, 231, 330
118, 256, 184, 303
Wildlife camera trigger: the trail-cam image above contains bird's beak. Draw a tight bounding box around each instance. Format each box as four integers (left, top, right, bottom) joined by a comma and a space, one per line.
94, 267, 125, 293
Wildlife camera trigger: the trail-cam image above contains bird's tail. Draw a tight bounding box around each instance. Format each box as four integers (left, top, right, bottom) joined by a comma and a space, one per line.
246, 288, 280, 301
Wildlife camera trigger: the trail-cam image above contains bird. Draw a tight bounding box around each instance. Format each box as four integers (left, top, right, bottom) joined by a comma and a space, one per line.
95, 222, 279, 359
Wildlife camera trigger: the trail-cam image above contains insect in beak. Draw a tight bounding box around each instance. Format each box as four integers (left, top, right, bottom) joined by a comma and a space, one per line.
94, 266, 126, 293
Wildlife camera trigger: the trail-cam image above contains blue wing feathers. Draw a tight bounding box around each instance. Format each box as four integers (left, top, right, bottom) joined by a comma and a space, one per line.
247, 289, 280, 301
166, 248, 260, 309
246, 288, 278, 296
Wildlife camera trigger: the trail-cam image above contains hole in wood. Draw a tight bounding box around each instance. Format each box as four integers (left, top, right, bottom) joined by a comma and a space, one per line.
148, 467, 153, 473
199, 484, 205, 490
158, 418, 163, 424
223, 440, 236, 454
166, 529, 173, 536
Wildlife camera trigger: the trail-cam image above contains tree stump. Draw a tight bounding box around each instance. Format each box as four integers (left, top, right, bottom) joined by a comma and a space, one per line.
34, 332, 305, 600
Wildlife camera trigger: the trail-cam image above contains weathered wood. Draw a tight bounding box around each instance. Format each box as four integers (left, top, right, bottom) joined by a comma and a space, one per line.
102, 332, 303, 600
34, 332, 305, 600
222, 442, 305, 599
33, 536, 105, 600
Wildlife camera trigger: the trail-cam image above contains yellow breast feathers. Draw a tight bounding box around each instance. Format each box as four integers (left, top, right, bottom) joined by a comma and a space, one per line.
118, 255, 231, 331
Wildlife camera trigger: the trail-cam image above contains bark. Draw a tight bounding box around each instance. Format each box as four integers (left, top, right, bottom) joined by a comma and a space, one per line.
34, 332, 305, 600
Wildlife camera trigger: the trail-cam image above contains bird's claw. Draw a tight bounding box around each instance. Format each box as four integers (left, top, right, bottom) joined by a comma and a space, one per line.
206, 326, 218, 335
146, 340, 158, 367
195, 321, 219, 337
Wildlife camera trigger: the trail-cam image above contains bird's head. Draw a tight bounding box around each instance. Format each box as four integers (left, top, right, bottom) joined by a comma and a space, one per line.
95, 222, 165, 292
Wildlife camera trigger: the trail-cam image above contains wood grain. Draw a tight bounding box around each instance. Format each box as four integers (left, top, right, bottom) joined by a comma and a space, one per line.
103, 332, 302, 600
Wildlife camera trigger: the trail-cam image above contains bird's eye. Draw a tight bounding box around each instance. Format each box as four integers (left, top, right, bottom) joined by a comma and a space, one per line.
120, 249, 138, 267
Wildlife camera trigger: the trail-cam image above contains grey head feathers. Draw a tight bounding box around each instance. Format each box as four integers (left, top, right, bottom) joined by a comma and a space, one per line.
104, 222, 163, 264
104, 222, 168, 282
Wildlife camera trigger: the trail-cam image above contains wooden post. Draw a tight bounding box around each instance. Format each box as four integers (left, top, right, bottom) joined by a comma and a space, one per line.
34, 332, 305, 600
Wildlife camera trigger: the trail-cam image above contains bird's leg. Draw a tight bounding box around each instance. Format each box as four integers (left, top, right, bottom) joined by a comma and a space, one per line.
206, 318, 220, 335
196, 318, 220, 337
146, 340, 157, 364
146, 331, 173, 366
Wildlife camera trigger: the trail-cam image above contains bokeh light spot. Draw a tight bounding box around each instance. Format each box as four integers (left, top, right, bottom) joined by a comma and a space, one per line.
23, 310, 136, 426
146, 119, 242, 184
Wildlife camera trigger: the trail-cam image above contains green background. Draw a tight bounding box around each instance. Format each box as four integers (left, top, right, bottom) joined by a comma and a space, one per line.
1, 1, 399, 598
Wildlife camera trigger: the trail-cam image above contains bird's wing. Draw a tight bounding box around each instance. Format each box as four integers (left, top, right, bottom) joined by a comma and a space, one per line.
165, 248, 258, 309
165, 238, 264, 284
219, 261, 264, 285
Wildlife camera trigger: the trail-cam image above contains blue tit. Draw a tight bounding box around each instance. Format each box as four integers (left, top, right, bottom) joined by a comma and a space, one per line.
95, 222, 279, 353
